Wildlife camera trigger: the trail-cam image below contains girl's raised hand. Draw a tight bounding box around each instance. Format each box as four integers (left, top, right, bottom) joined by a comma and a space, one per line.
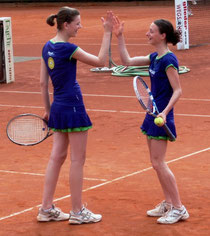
101, 11, 114, 32
113, 15, 124, 37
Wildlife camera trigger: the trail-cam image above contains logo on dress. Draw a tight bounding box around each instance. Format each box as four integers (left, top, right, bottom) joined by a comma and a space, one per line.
48, 57, 55, 70
48, 51, 54, 56
149, 68, 155, 75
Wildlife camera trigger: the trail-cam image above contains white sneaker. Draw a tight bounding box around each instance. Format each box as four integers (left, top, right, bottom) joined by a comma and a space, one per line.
157, 205, 189, 224
37, 205, 70, 222
69, 206, 102, 224
147, 200, 171, 217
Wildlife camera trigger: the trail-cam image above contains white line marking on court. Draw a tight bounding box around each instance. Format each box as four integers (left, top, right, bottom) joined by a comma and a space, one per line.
0, 170, 106, 182
86, 94, 135, 98
0, 91, 43, 94
77, 43, 149, 46
13, 43, 148, 46
0, 170, 44, 176
0, 208, 35, 221
176, 113, 210, 118
180, 98, 210, 102
0, 147, 209, 221
84, 177, 107, 181
0, 104, 44, 109
1, 91, 210, 102
1, 90, 210, 102
0, 104, 210, 118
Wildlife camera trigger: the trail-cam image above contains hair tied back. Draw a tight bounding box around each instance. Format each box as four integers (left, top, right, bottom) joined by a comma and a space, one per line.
46, 14, 57, 27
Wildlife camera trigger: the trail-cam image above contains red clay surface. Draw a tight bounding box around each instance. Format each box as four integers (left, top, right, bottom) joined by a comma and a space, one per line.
0, 2, 210, 236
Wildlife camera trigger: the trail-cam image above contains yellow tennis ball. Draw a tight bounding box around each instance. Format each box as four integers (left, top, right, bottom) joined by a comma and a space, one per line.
154, 117, 164, 127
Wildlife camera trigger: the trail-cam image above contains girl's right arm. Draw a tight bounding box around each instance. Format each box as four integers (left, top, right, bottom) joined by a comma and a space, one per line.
40, 58, 50, 121
113, 16, 150, 66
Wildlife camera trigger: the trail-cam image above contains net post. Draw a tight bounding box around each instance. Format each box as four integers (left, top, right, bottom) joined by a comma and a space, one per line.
0, 17, 15, 83
175, 0, 189, 50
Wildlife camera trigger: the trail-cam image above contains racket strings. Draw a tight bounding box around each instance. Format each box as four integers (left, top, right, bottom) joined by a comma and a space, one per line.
136, 79, 153, 113
7, 116, 48, 145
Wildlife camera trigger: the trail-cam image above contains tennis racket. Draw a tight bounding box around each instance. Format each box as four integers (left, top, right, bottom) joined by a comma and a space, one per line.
133, 76, 175, 141
6, 113, 53, 146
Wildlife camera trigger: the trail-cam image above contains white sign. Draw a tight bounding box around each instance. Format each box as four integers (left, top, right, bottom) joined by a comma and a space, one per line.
175, 0, 189, 50
0, 17, 15, 83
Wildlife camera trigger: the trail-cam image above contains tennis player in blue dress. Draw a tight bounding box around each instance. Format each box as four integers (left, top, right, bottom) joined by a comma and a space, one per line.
37, 7, 113, 224
141, 51, 178, 139
113, 17, 189, 224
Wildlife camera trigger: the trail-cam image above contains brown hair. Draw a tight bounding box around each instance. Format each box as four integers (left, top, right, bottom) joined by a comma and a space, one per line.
46, 6, 80, 30
154, 19, 180, 46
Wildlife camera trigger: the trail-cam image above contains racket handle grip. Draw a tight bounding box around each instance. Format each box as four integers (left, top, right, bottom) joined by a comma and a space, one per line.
163, 124, 176, 141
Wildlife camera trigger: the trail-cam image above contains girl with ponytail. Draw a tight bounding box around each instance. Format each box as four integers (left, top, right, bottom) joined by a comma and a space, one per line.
38, 6, 113, 225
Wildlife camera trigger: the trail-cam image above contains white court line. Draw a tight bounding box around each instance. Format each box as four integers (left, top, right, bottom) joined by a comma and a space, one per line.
13, 43, 148, 46
1, 90, 210, 102
0, 170, 107, 182
74, 43, 150, 46
0, 104, 44, 109
0, 146, 210, 221
0, 104, 210, 118
84, 177, 107, 181
0, 170, 44, 176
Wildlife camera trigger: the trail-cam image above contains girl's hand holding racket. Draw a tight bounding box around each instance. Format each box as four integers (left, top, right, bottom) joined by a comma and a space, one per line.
133, 76, 175, 141
156, 113, 166, 124
43, 112, 49, 122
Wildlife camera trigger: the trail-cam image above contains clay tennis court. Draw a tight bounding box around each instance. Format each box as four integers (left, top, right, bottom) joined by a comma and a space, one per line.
0, 2, 210, 235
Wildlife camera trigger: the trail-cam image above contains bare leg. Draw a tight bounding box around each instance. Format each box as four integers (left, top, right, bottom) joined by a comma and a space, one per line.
147, 138, 182, 208
69, 131, 88, 213
41, 132, 69, 210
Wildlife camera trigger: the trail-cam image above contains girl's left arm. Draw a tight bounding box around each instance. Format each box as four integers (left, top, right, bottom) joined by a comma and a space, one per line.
72, 11, 113, 67
158, 67, 182, 122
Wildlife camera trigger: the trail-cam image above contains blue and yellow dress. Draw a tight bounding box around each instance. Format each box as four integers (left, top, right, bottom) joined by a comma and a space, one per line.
141, 51, 178, 141
42, 40, 92, 132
